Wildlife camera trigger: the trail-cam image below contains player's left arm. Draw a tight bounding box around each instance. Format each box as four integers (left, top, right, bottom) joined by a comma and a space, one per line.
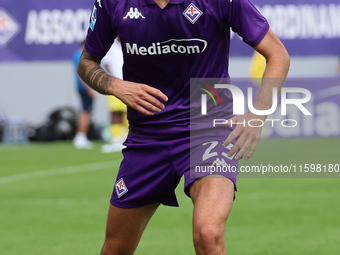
223, 28, 290, 160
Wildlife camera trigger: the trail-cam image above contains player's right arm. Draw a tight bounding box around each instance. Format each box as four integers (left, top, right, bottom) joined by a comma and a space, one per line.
77, 48, 168, 116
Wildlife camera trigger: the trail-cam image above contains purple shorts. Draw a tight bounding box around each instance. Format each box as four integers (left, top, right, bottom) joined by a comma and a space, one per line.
110, 128, 238, 208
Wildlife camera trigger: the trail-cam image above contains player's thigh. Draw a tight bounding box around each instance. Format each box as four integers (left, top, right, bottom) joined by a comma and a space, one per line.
190, 177, 234, 227
103, 203, 160, 252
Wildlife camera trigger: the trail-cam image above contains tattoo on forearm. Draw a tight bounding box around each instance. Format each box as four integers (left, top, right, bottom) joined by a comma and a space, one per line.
100, 74, 112, 94
86, 67, 108, 92
77, 49, 112, 95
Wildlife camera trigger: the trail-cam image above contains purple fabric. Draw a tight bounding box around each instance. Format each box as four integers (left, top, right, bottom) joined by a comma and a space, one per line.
85, 0, 268, 207
111, 129, 237, 207
85, 0, 269, 132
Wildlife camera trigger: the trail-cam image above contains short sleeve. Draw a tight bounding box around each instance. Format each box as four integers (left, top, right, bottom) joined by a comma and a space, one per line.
226, 0, 269, 47
84, 0, 118, 59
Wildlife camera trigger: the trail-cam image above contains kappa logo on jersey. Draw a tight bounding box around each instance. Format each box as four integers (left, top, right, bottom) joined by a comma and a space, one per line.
183, 3, 203, 24
123, 7, 146, 20
89, 6, 97, 31
0, 8, 21, 46
97, 0, 102, 8
115, 178, 128, 198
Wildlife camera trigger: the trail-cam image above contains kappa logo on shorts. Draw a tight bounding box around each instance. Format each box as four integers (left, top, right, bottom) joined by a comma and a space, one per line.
183, 3, 203, 24
115, 178, 128, 198
212, 158, 229, 167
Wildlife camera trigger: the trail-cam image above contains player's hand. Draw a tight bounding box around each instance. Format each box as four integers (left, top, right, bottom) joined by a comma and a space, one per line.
223, 112, 265, 160
112, 79, 168, 116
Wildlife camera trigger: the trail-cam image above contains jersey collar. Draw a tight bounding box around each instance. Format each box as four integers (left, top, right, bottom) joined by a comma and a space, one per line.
143, 0, 184, 6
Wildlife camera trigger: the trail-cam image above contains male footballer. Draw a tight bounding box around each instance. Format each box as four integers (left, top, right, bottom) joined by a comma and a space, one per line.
78, 0, 290, 254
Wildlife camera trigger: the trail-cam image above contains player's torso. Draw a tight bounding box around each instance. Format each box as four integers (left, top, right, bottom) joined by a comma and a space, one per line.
103, 0, 232, 131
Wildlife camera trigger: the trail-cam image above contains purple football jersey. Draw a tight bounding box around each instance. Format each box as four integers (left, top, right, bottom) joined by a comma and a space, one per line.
85, 0, 269, 135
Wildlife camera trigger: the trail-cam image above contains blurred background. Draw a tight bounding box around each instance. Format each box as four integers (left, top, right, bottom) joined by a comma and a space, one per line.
0, 0, 103, 144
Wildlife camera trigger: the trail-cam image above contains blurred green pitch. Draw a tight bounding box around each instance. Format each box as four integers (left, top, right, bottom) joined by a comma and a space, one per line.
0, 138, 339, 255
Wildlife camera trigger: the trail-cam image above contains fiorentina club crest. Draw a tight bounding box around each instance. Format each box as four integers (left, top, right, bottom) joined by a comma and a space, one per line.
115, 178, 128, 198
183, 3, 203, 24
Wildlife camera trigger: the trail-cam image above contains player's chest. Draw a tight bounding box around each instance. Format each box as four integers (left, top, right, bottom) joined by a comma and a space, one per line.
114, 1, 216, 43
